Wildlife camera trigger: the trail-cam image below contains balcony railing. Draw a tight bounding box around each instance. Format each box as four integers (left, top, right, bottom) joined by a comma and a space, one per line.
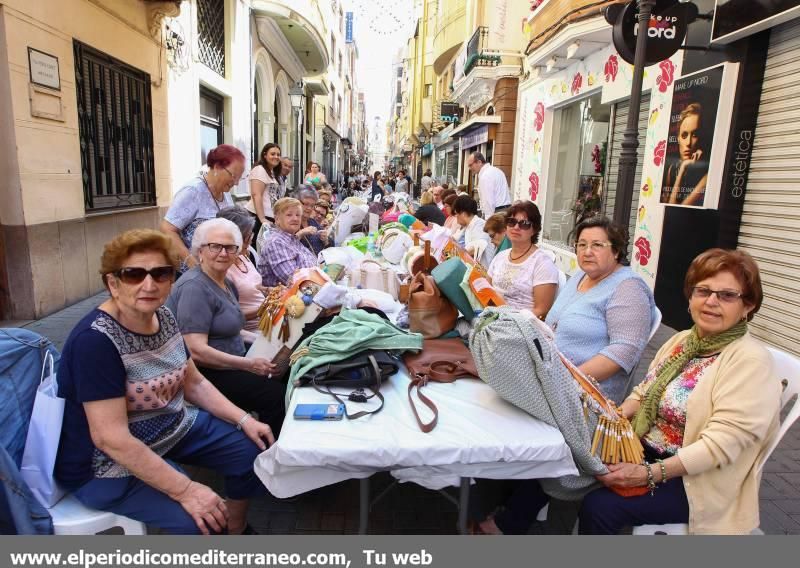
463, 27, 501, 77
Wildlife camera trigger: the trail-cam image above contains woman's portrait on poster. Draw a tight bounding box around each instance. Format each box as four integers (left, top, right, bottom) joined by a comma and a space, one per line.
662, 103, 709, 206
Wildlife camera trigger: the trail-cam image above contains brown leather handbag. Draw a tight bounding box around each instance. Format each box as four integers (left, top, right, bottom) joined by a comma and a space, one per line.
408, 272, 458, 339
403, 338, 480, 432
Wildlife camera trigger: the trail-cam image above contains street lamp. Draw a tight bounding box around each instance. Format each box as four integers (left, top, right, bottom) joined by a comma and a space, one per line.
288, 82, 305, 189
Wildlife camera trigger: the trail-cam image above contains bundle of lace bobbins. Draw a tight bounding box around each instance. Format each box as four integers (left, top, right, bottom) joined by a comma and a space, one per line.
257, 286, 286, 339
559, 354, 644, 465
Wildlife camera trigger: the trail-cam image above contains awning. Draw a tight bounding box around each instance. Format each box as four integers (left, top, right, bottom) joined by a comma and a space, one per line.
449, 115, 501, 138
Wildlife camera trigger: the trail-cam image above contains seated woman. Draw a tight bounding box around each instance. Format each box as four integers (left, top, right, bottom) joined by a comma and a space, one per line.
413, 191, 445, 227
443, 194, 459, 233
313, 200, 332, 227
55, 229, 274, 535
486, 201, 558, 318
257, 197, 318, 287
580, 248, 780, 534
484, 212, 511, 254
451, 195, 494, 268
296, 186, 328, 256
166, 218, 286, 436
216, 207, 263, 333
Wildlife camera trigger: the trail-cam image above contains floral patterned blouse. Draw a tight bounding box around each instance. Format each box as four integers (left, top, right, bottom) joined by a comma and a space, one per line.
638, 343, 720, 456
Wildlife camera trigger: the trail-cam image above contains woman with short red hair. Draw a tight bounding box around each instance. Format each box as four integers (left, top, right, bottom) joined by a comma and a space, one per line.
161, 144, 245, 274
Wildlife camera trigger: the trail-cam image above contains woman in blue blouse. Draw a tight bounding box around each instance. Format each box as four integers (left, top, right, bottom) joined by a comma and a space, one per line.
473, 216, 655, 535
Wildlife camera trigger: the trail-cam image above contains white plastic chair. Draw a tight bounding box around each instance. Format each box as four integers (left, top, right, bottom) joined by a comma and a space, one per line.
48, 494, 146, 535
633, 345, 800, 535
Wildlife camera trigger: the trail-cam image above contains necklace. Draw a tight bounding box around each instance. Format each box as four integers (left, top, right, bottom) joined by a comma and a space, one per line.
510, 243, 534, 262
202, 174, 223, 211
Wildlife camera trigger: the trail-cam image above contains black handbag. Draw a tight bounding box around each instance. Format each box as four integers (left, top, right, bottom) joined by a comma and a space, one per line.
294, 350, 399, 419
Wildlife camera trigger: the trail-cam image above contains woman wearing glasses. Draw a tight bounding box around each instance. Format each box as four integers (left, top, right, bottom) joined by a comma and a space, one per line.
56, 229, 274, 534
166, 218, 286, 437
474, 216, 656, 536
486, 201, 559, 319
161, 144, 244, 274
580, 248, 780, 534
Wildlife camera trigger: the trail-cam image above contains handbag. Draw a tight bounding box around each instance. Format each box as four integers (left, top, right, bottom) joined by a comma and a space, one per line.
403, 338, 479, 432
407, 271, 458, 339
431, 257, 475, 321
350, 259, 403, 299
295, 350, 399, 419
20, 352, 66, 508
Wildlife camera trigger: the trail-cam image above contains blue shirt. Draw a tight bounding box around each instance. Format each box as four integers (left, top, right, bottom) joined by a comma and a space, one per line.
545, 266, 655, 404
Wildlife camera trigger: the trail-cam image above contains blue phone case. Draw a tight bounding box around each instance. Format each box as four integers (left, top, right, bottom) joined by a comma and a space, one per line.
293, 403, 345, 420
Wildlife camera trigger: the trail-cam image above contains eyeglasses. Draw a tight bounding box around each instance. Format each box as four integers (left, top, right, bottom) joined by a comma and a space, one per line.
113, 266, 175, 285
575, 241, 613, 252
202, 243, 239, 255
505, 218, 534, 230
691, 287, 743, 303
223, 167, 243, 184
487, 232, 497, 240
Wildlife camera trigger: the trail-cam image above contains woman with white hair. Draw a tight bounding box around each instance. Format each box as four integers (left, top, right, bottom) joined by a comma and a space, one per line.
166, 218, 286, 436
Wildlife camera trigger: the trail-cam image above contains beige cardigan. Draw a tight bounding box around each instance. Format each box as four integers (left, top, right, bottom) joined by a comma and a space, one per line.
628, 331, 781, 534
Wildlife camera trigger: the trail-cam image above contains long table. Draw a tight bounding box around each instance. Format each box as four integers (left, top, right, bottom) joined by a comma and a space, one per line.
254, 365, 577, 534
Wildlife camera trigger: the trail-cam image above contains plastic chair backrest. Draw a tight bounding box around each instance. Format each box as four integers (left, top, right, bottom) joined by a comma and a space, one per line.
758, 347, 800, 473
648, 307, 662, 343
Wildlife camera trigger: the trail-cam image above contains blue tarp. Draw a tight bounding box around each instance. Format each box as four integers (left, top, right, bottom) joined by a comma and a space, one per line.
0, 328, 59, 534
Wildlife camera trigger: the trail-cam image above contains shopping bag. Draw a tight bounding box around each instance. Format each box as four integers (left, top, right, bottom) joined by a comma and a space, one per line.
20, 352, 66, 508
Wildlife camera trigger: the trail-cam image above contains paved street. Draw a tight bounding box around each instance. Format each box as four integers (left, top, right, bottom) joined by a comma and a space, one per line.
3, 294, 799, 534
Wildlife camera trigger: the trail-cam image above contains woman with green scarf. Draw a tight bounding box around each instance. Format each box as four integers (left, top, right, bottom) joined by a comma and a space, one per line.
579, 248, 781, 534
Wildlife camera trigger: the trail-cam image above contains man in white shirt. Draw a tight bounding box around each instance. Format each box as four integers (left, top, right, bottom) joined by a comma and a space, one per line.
466, 151, 511, 218
432, 185, 445, 210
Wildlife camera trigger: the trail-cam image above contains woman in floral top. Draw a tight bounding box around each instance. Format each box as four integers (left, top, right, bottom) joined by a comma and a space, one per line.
580, 248, 781, 534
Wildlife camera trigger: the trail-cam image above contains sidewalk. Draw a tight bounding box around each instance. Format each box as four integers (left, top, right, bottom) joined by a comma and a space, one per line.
3, 297, 799, 534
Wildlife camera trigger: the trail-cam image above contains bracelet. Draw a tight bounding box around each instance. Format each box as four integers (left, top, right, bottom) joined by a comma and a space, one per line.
656, 459, 667, 484
644, 462, 656, 495
236, 413, 252, 431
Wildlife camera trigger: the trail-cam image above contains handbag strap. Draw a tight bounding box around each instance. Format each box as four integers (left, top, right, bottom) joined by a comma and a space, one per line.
312, 355, 385, 420
407, 374, 439, 433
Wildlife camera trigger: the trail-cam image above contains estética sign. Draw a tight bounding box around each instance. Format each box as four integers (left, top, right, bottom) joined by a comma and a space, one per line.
607, 0, 698, 65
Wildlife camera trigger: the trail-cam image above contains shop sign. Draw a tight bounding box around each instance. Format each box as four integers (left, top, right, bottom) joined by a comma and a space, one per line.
712, 0, 800, 43
422, 143, 433, 157
28, 47, 60, 90
459, 124, 489, 151
659, 65, 724, 207
345, 12, 353, 43
608, 0, 696, 66
441, 102, 463, 124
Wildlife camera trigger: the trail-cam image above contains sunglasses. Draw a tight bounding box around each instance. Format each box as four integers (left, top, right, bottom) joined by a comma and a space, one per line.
113, 266, 175, 285
505, 218, 533, 230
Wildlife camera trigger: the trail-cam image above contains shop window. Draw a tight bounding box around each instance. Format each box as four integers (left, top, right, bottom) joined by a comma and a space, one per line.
200, 87, 224, 164
74, 40, 156, 212
544, 93, 610, 245
197, 0, 225, 76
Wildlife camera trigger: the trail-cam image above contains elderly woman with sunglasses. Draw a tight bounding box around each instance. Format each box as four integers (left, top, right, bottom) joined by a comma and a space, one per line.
486, 201, 559, 319
161, 144, 244, 274
580, 248, 780, 534
166, 218, 286, 437
55, 229, 274, 535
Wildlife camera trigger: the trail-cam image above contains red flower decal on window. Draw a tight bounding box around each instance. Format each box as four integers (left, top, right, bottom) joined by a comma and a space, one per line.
604, 54, 619, 83
634, 237, 652, 266
533, 102, 545, 132
529, 172, 539, 201
656, 60, 675, 93
571, 73, 583, 95
653, 140, 667, 166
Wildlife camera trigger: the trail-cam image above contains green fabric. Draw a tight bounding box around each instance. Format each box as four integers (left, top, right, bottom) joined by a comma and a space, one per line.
631, 320, 748, 437
496, 236, 512, 253
285, 309, 423, 406
460, 266, 483, 312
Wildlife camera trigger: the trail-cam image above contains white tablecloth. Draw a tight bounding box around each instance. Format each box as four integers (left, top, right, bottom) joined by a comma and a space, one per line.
254, 366, 578, 497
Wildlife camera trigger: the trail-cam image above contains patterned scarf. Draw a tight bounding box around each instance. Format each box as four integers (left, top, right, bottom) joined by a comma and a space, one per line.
631, 320, 748, 437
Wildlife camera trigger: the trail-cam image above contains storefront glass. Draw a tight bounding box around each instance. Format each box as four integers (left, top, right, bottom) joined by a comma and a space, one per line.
544, 93, 610, 245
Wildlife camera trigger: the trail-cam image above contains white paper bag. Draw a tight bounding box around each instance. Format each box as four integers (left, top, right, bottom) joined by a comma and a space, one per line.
20, 352, 66, 508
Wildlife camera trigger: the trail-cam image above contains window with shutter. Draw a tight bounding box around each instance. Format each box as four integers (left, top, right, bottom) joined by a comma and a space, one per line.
74, 40, 156, 212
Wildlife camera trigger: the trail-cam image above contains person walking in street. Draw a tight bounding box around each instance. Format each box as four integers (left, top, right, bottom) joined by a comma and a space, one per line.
420, 169, 433, 193
394, 170, 409, 194
466, 152, 511, 218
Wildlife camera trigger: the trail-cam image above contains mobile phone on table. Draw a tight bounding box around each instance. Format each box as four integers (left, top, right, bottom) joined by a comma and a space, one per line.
293, 403, 345, 421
